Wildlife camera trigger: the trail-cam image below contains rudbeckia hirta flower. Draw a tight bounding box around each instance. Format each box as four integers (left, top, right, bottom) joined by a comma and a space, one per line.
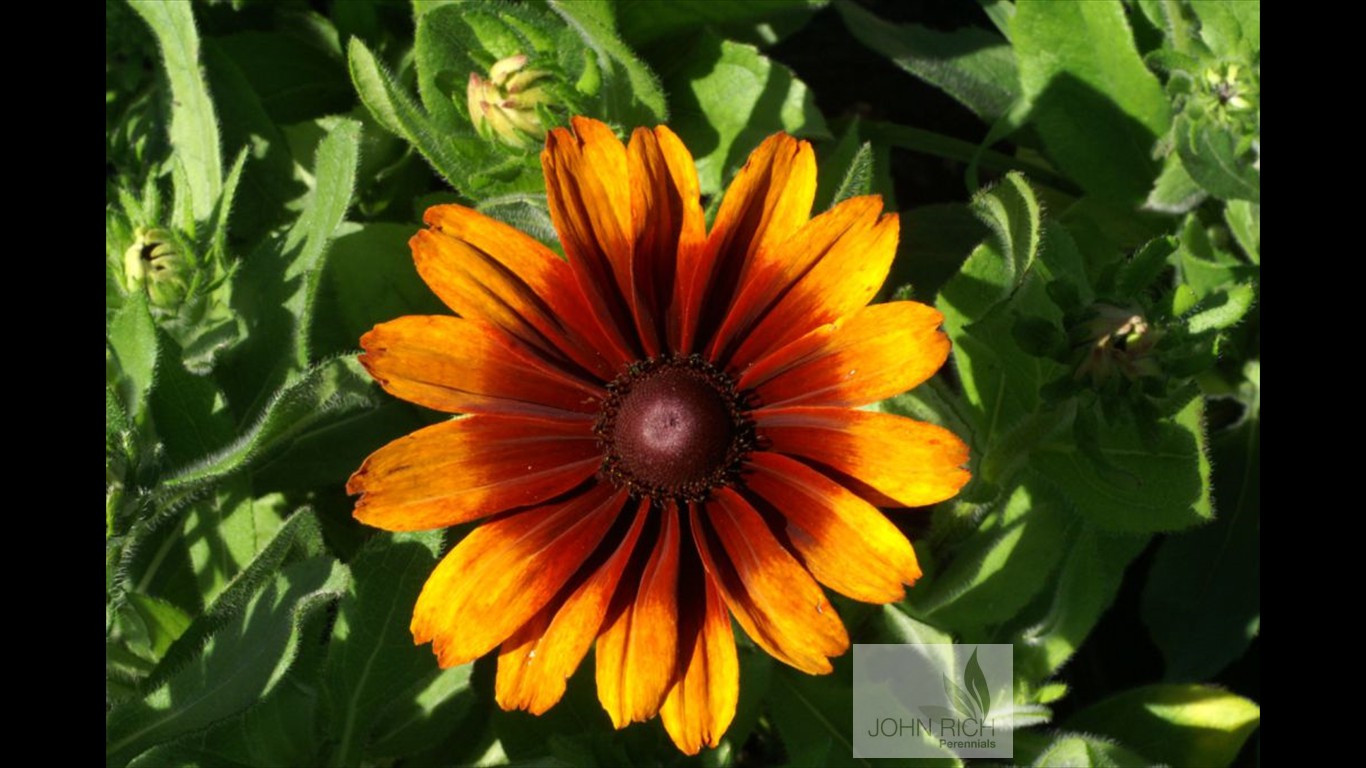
348, 116, 970, 754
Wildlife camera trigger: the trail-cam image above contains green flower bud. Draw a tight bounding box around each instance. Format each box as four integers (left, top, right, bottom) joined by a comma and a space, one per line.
467, 53, 554, 149
123, 227, 188, 308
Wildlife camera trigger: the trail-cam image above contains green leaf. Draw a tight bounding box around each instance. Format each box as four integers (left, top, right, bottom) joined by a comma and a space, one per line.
885, 203, 987, 303
216, 21, 353, 124
145, 509, 326, 691
106, 556, 349, 766
837, 1, 1018, 121
148, 330, 233, 467
286, 118, 362, 368
365, 664, 477, 760
663, 31, 829, 194
1065, 685, 1260, 768
1223, 200, 1260, 264
958, 171, 1042, 315
108, 292, 159, 421
310, 222, 448, 360
202, 44, 303, 244
914, 484, 1071, 632
157, 358, 376, 498
548, 0, 669, 125
1144, 153, 1207, 214
1028, 733, 1150, 767
815, 122, 873, 212
183, 485, 288, 607
1017, 525, 1148, 680
476, 193, 558, 248
1189, 0, 1260, 58
772, 656, 959, 767
128, 663, 325, 768
347, 37, 471, 189
1184, 282, 1254, 334
936, 176, 1061, 447
1032, 398, 1211, 532
1115, 236, 1177, 298
617, 0, 827, 48
131, 0, 222, 222
1175, 213, 1251, 296
125, 593, 193, 660
1174, 114, 1260, 203
322, 532, 474, 767
1143, 388, 1259, 680
1011, 0, 1171, 203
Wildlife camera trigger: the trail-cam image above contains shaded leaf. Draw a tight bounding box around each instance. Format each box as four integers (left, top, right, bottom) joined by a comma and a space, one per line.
1017, 525, 1149, 680
310, 222, 447, 360
145, 509, 326, 691
837, 1, 1017, 121
1032, 398, 1210, 532
322, 532, 476, 766
1143, 376, 1259, 680
158, 358, 376, 498
617, 0, 827, 48
107, 557, 348, 766
663, 31, 829, 194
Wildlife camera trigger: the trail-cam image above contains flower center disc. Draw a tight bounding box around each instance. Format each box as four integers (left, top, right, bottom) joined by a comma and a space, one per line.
598, 357, 752, 501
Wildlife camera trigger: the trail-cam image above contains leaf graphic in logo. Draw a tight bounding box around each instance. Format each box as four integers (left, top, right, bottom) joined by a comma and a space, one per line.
944, 673, 980, 721
964, 648, 992, 720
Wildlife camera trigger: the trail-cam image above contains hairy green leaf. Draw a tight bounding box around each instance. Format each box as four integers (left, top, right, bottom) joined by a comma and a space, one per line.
131, 0, 222, 222
107, 557, 348, 765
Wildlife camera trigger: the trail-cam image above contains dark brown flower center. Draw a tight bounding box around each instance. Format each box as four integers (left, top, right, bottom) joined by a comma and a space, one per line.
596, 355, 753, 502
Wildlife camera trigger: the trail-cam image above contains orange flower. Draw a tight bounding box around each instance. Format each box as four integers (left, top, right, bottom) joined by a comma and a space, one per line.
348, 116, 970, 754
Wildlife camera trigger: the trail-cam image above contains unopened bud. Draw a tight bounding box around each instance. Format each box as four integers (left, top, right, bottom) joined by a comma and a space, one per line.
467, 54, 554, 149
123, 227, 188, 308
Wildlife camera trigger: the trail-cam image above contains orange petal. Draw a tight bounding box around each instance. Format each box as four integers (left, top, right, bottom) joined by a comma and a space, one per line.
677, 133, 815, 353
348, 415, 600, 531
415, 204, 621, 380
627, 125, 706, 355
737, 301, 949, 408
596, 502, 681, 728
412, 483, 627, 668
693, 493, 849, 674
496, 501, 650, 715
359, 315, 604, 417
744, 452, 921, 603
756, 407, 971, 507
660, 571, 738, 755
542, 117, 640, 363
729, 211, 899, 370
706, 196, 882, 364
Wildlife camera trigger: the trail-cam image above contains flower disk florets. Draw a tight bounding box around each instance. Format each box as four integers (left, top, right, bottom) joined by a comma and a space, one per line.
595, 355, 755, 502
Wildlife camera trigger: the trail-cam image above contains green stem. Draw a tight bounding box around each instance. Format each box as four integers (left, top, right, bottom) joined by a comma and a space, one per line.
861, 121, 1075, 193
